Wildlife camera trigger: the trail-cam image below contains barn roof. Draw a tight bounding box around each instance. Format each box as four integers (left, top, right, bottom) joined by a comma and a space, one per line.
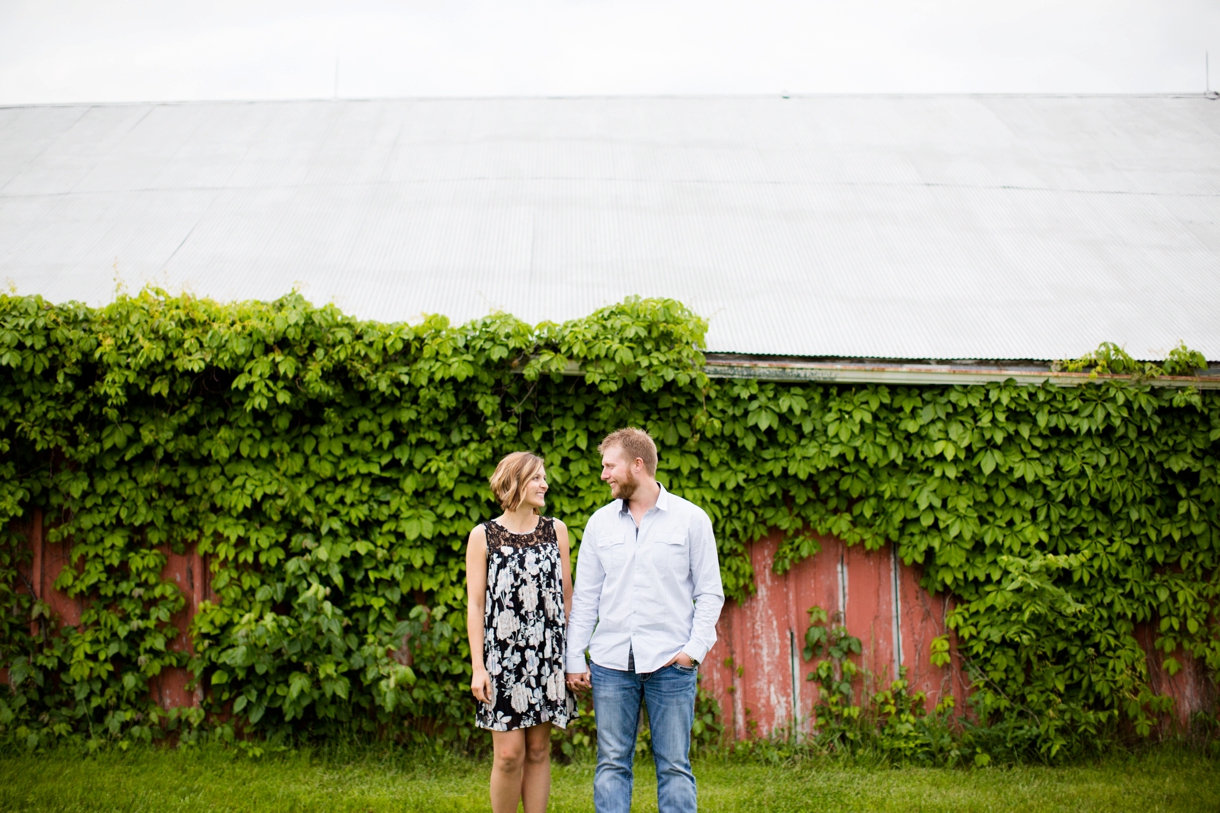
2, 95, 1219, 362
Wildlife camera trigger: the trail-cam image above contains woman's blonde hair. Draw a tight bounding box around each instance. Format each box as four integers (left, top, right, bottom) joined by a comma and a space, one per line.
489, 451, 546, 512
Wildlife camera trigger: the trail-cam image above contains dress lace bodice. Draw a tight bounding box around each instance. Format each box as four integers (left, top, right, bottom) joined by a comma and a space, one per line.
484, 517, 554, 551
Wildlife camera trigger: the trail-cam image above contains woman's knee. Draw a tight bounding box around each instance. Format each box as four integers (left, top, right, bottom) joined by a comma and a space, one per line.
524, 737, 551, 765
493, 735, 527, 773
494, 747, 525, 773
523, 723, 552, 765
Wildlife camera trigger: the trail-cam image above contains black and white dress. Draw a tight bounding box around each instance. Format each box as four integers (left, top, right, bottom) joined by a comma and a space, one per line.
476, 516, 577, 732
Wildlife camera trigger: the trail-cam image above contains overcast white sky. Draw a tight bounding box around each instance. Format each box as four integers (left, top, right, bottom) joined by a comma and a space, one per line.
1, 1, 1218, 104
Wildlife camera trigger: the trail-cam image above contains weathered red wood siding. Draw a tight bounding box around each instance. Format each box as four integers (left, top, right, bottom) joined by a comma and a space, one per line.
699, 531, 1208, 738
699, 531, 968, 739
6, 516, 1214, 735
12, 510, 209, 709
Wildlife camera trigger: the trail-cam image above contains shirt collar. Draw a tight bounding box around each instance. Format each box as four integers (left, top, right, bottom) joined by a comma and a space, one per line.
656, 483, 670, 511
617, 482, 670, 515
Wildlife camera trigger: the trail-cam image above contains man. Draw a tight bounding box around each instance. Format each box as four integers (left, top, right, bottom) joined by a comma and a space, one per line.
566, 427, 724, 813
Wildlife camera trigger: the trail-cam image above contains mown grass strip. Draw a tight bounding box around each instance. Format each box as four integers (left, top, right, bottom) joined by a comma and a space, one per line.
0, 745, 1216, 813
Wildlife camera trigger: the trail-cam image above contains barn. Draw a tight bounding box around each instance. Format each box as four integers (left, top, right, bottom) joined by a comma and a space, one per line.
3, 94, 1219, 738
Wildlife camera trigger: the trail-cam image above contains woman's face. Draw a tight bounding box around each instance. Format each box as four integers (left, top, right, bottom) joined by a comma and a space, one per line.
520, 467, 548, 509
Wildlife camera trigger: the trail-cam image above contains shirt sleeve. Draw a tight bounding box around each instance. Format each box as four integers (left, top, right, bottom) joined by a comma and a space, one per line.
682, 509, 725, 664
565, 514, 606, 673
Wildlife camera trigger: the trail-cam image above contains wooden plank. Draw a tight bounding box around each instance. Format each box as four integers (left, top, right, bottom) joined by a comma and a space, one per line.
1136, 622, 1215, 728
38, 518, 83, 628
843, 541, 895, 693
29, 510, 43, 637
153, 546, 198, 708
786, 533, 844, 734
897, 560, 964, 712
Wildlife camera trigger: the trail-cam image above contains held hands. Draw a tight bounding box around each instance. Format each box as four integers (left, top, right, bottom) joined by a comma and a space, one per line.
564, 652, 693, 694
471, 666, 492, 704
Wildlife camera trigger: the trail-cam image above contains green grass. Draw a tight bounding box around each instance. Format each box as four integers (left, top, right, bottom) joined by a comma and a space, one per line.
0, 744, 1216, 812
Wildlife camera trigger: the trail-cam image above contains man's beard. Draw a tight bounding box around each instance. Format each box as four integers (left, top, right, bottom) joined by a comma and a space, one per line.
611, 469, 638, 502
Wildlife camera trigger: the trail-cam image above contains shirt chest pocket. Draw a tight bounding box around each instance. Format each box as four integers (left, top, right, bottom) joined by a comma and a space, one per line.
601, 536, 629, 572
653, 535, 689, 577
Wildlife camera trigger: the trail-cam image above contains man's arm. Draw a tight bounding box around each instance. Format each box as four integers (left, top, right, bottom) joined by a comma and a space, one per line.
682, 510, 724, 665
565, 516, 606, 686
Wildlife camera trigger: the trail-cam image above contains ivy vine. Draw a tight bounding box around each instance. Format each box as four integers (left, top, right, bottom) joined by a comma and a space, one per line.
0, 289, 1216, 760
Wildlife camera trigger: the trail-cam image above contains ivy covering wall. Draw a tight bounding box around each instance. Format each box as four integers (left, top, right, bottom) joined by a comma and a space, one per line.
0, 290, 1216, 758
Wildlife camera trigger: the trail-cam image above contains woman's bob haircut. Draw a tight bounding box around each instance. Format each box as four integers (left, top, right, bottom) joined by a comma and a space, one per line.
489, 451, 546, 512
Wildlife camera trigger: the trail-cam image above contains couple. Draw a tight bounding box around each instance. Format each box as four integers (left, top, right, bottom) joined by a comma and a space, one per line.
465, 427, 725, 813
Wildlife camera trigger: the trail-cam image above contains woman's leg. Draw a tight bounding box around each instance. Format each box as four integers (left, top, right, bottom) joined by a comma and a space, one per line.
521, 722, 553, 813
490, 729, 527, 813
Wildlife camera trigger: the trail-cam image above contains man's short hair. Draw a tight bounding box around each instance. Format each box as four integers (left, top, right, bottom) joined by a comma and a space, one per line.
598, 428, 658, 476
489, 451, 545, 512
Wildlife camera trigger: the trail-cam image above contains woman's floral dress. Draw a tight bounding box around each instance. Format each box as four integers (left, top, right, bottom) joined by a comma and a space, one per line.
476, 516, 577, 731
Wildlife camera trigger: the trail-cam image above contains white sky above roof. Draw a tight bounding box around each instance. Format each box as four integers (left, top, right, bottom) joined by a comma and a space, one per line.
0, 1, 1218, 103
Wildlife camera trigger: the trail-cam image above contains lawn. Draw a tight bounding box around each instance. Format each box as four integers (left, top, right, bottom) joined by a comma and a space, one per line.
0, 744, 1216, 813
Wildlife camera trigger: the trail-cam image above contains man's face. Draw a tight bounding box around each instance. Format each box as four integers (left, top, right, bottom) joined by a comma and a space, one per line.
601, 446, 638, 502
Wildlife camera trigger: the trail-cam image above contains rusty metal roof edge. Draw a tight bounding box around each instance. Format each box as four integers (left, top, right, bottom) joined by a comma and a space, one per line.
700, 357, 1220, 389
550, 356, 1220, 388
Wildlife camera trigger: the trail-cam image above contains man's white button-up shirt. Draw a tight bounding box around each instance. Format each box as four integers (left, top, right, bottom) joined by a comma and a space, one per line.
565, 484, 724, 675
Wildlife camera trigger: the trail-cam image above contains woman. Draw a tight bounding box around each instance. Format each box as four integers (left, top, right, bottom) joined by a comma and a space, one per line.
466, 451, 577, 813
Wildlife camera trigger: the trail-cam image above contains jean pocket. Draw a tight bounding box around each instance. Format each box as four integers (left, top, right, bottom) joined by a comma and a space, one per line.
670, 662, 697, 675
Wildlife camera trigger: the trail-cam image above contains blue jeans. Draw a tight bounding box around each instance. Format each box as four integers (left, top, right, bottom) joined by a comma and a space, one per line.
590, 659, 699, 813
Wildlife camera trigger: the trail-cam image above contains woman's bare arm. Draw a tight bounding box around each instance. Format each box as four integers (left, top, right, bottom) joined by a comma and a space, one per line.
465, 524, 492, 703
555, 519, 573, 621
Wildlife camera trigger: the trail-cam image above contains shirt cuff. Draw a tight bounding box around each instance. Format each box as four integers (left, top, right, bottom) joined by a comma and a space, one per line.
682, 643, 710, 665
565, 652, 589, 673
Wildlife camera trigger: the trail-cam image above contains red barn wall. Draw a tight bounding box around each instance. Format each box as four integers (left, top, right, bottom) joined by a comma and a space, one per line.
6, 514, 1214, 735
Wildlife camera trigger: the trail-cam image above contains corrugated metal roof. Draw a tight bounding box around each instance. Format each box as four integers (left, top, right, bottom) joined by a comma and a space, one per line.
2, 95, 1218, 361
